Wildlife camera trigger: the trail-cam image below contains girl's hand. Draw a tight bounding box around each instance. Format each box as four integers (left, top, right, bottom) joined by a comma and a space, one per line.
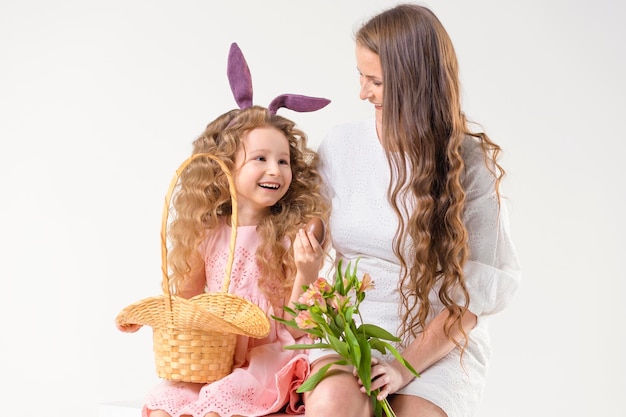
355, 357, 415, 400
293, 227, 324, 286
285, 227, 326, 339
116, 322, 142, 333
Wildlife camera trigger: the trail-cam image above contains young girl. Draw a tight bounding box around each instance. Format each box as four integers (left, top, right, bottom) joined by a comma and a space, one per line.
118, 103, 330, 417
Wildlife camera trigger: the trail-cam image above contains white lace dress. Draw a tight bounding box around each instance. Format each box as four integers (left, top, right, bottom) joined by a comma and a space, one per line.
313, 118, 521, 417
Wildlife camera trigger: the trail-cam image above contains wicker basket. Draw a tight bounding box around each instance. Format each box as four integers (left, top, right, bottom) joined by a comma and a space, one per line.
115, 153, 271, 383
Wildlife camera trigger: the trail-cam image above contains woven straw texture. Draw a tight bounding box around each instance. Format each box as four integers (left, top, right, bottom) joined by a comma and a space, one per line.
115, 153, 271, 383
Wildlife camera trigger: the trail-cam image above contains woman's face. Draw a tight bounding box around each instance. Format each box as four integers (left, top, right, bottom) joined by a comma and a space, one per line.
356, 44, 384, 132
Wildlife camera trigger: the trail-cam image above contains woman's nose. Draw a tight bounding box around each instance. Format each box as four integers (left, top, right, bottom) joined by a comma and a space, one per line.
359, 83, 372, 100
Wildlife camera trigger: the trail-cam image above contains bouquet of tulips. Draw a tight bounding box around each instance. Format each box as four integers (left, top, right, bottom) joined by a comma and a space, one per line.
274, 260, 419, 417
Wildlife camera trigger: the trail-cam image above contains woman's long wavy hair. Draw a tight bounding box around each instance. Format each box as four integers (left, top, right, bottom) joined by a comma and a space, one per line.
356, 4, 504, 349
167, 105, 329, 307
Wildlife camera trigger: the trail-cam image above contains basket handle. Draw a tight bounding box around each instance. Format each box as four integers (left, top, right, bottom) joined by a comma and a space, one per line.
160, 153, 238, 306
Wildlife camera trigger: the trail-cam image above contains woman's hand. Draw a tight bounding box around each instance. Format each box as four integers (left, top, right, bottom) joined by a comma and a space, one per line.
355, 357, 415, 400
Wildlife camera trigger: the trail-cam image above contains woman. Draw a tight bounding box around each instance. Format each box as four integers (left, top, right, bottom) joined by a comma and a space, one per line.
303, 4, 521, 417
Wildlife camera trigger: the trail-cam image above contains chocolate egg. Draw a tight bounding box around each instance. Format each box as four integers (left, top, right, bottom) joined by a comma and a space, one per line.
305, 217, 325, 244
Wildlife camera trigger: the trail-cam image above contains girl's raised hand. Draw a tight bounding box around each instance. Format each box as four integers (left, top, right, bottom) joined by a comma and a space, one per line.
304, 217, 325, 245
293, 223, 325, 286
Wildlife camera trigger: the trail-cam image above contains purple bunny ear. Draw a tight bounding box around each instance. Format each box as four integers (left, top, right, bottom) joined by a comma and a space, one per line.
227, 43, 253, 109
268, 94, 331, 115
225, 42, 331, 115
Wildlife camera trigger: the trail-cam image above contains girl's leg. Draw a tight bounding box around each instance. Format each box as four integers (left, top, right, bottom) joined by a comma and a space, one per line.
389, 395, 447, 417
303, 355, 373, 417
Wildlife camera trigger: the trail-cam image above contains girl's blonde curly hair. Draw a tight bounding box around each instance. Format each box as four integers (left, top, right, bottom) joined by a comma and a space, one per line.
167, 105, 330, 307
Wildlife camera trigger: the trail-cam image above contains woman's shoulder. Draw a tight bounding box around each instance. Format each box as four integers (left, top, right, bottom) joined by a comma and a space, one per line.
318, 119, 376, 163
322, 118, 375, 145
460, 136, 499, 192
459, 136, 482, 166
329, 118, 372, 132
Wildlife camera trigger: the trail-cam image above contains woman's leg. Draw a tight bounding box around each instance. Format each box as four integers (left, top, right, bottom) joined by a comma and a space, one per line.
389, 394, 447, 417
303, 355, 373, 417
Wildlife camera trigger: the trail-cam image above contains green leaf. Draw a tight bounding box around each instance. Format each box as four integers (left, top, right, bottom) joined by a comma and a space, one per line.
334, 261, 345, 294
272, 316, 323, 338
292, 302, 310, 311
344, 323, 361, 368
373, 394, 383, 417
327, 333, 349, 358
358, 323, 401, 342
356, 333, 371, 394
346, 263, 358, 288
295, 359, 351, 393
328, 316, 342, 336
369, 338, 388, 354
309, 310, 326, 326
317, 318, 340, 341
334, 314, 345, 330
305, 328, 324, 338
381, 397, 397, 417
345, 305, 354, 323
271, 316, 299, 330
282, 305, 297, 316
282, 342, 330, 350
297, 363, 333, 392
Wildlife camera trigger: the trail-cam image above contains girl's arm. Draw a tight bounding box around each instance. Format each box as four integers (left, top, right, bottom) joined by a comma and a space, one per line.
117, 252, 207, 333
285, 228, 326, 338
177, 260, 207, 299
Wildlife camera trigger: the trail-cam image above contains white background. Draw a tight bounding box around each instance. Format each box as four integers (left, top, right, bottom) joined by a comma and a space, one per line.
1, 1, 624, 416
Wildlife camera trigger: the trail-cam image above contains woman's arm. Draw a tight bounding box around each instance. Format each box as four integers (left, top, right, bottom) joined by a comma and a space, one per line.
365, 308, 477, 400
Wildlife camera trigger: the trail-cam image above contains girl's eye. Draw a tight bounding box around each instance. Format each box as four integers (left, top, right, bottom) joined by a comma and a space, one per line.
254, 156, 266, 162
279, 159, 290, 165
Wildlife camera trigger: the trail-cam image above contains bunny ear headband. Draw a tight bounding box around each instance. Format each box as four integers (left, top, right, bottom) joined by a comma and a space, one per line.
227, 42, 330, 114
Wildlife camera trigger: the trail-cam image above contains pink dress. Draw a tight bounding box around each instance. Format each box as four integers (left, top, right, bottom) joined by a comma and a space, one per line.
143, 224, 310, 417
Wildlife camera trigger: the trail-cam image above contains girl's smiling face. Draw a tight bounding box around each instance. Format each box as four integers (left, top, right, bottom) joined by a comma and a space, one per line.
234, 126, 292, 225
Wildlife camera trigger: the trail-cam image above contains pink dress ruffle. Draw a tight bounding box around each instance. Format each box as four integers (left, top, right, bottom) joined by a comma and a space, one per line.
142, 225, 309, 417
